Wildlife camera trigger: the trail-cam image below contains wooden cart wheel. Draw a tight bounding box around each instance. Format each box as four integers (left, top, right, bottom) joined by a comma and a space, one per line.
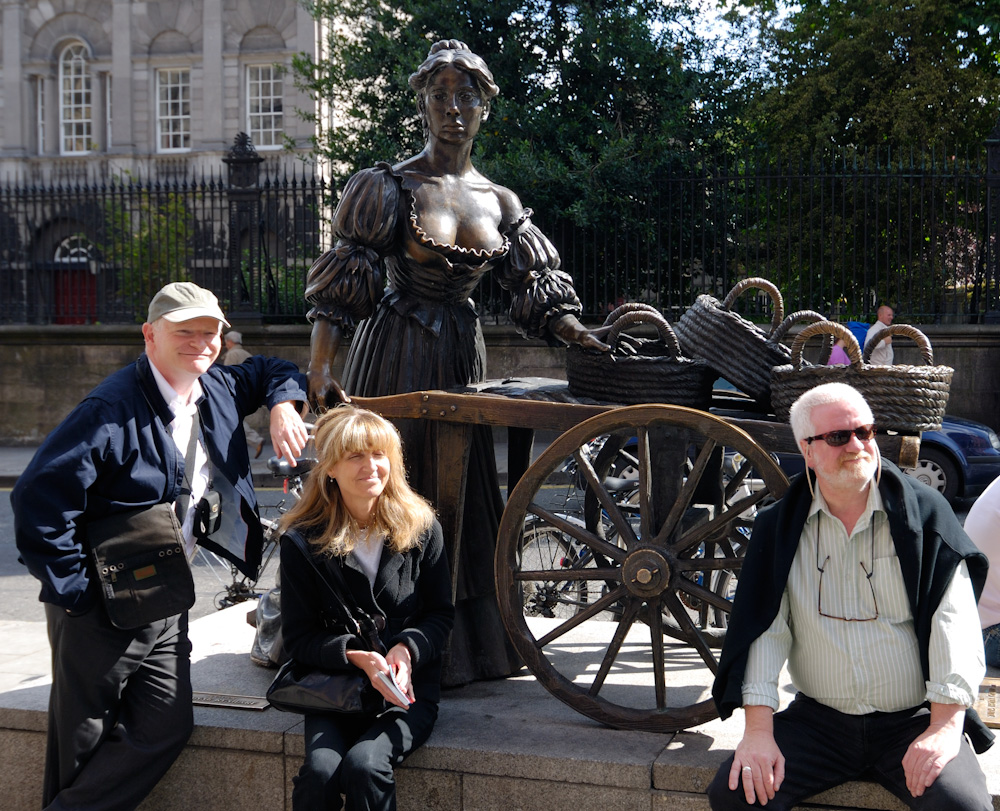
495, 405, 789, 733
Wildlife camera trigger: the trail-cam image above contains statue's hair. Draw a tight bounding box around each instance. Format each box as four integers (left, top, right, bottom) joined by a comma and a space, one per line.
788, 382, 874, 447
278, 406, 435, 557
409, 39, 499, 101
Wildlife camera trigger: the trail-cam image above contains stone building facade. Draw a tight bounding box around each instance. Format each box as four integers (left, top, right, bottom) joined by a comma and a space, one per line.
0, 0, 318, 182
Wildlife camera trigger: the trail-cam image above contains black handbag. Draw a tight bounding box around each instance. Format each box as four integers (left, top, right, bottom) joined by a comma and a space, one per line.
266, 529, 386, 715
87, 502, 196, 629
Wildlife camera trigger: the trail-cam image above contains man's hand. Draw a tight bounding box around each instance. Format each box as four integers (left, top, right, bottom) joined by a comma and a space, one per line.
268, 401, 309, 464
902, 703, 964, 797
728, 705, 785, 805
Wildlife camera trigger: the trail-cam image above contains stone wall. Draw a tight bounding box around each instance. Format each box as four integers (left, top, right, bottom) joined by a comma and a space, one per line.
0, 323, 997, 444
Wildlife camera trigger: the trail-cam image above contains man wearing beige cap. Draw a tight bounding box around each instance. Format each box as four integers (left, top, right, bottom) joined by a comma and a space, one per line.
13, 281, 309, 810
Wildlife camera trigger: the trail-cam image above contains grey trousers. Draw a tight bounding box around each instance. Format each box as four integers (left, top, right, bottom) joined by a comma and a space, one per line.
43, 603, 194, 811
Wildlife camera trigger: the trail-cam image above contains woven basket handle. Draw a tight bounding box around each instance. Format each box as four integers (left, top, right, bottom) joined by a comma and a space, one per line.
861, 323, 934, 365
603, 302, 661, 327
720, 277, 784, 336
790, 321, 862, 370
770, 310, 829, 345
606, 310, 681, 358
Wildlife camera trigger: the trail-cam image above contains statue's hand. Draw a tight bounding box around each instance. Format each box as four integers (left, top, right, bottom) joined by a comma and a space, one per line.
550, 314, 610, 353
575, 330, 610, 352
307, 369, 350, 411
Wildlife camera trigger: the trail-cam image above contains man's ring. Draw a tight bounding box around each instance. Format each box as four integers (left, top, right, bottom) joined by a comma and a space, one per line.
742, 766, 752, 773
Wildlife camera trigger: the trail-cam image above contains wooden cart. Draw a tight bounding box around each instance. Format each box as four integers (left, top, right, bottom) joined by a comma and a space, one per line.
352, 379, 920, 733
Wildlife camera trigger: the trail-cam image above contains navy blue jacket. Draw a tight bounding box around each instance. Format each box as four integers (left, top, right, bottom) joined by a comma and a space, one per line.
712, 461, 993, 752
13, 353, 307, 613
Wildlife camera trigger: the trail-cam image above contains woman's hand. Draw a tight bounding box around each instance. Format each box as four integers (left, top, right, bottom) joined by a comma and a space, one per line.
385, 643, 415, 703
549, 314, 610, 352
346, 646, 415, 708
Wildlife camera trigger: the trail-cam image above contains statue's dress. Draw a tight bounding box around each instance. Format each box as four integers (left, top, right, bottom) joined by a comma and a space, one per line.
305, 163, 583, 684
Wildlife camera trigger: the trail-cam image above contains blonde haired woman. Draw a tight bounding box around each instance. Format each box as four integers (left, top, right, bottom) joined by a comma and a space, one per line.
278, 406, 454, 810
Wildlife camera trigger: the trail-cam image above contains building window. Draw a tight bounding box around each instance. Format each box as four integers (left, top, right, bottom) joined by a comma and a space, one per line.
36, 76, 46, 155
54, 234, 95, 263
106, 73, 113, 149
59, 43, 92, 155
157, 69, 191, 152
247, 65, 283, 148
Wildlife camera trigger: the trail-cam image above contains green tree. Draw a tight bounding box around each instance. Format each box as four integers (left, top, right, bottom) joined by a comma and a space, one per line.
728, 0, 1000, 152
291, 0, 742, 220
98, 177, 194, 321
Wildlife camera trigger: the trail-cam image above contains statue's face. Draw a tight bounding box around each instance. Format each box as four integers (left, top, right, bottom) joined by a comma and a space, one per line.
423, 65, 488, 145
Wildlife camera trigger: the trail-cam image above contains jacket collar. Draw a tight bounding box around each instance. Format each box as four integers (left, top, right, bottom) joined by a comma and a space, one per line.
135, 354, 175, 426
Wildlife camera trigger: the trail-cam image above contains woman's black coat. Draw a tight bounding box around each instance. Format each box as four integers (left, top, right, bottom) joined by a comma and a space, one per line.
279, 519, 454, 703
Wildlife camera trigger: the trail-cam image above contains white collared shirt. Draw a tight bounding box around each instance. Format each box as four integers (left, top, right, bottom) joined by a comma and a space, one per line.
742, 484, 984, 714
148, 360, 209, 559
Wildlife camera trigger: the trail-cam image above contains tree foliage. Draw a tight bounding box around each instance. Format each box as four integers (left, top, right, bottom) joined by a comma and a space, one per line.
727, 0, 1000, 153
291, 0, 743, 223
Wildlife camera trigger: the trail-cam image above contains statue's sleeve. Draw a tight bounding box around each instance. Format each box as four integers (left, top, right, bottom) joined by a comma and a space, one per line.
304, 165, 397, 332
498, 212, 583, 345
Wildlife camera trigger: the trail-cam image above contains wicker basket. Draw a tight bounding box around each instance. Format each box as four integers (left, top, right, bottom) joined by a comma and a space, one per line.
673, 277, 829, 407
771, 322, 953, 432
566, 309, 715, 408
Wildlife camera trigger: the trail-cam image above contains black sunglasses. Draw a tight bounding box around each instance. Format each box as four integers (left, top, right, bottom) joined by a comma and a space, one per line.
805, 424, 877, 447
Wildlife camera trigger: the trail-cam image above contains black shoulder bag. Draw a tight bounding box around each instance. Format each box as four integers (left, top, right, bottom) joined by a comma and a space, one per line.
266, 529, 387, 715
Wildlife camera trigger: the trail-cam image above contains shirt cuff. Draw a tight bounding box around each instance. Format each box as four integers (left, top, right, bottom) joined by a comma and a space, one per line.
741, 686, 780, 711
925, 680, 975, 707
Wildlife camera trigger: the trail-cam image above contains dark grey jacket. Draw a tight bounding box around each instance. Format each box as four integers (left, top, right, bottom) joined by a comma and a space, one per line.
280, 520, 455, 703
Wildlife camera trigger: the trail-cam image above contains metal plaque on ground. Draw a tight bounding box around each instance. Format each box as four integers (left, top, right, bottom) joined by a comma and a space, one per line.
192, 691, 270, 710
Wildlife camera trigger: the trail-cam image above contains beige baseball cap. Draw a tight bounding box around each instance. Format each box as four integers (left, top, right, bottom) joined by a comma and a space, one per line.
147, 282, 230, 326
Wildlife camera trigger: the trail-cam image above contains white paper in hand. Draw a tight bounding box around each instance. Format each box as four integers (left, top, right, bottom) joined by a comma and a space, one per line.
376, 671, 412, 707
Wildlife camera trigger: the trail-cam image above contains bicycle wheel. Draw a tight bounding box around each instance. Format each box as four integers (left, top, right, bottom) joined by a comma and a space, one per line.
519, 517, 598, 619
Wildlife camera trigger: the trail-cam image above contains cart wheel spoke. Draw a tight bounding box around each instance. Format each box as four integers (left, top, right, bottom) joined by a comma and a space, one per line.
589, 598, 643, 697
661, 591, 721, 674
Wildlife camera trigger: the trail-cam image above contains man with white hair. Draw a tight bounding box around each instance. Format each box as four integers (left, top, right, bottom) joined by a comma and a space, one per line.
13, 282, 309, 811
708, 382, 992, 810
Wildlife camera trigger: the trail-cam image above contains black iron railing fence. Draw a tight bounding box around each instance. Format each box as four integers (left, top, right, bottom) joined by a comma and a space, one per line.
2, 136, 999, 327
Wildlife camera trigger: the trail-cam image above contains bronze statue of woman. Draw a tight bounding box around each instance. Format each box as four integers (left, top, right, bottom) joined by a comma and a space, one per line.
305, 39, 607, 685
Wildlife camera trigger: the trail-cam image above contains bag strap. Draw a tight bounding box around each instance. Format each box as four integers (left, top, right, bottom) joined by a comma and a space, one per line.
283, 528, 385, 654
173, 410, 201, 525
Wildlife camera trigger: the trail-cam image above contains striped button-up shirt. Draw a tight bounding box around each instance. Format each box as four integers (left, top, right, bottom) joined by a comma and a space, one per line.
742, 484, 984, 714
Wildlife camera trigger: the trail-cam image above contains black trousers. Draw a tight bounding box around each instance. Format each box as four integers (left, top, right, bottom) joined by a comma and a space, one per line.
707, 694, 991, 811
43, 603, 194, 811
292, 700, 439, 811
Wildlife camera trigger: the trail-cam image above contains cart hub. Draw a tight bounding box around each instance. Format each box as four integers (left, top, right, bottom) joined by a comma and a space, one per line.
623, 549, 670, 598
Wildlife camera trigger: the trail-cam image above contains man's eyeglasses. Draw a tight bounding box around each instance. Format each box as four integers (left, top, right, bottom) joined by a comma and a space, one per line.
816, 519, 879, 622
805, 424, 876, 447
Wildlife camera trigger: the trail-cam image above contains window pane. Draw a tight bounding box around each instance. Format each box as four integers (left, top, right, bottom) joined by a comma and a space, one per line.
157, 69, 191, 152
60, 43, 92, 155
246, 64, 283, 147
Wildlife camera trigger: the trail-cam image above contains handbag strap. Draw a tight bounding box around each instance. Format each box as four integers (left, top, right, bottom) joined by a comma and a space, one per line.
283, 528, 386, 654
